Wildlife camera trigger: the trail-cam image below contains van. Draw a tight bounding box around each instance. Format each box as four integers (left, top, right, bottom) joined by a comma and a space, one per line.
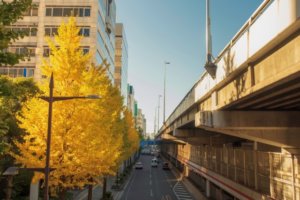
151, 158, 158, 167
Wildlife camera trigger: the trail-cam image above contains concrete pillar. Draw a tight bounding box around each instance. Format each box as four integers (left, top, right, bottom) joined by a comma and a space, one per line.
217, 188, 223, 200
253, 142, 258, 190
292, 154, 296, 200
29, 182, 39, 200
234, 149, 237, 181
206, 179, 210, 198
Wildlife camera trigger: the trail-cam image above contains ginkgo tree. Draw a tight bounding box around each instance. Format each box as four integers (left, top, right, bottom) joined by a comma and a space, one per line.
120, 109, 140, 163
12, 17, 132, 195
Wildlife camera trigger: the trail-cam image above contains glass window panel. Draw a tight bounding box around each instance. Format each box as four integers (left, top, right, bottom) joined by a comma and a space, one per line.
53, 8, 63, 16
83, 48, 89, 54
79, 8, 84, 17
45, 28, 51, 36
9, 69, 17, 77
43, 48, 50, 57
73, 8, 79, 16
79, 28, 83, 36
28, 69, 34, 77
22, 9, 31, 16
84, 8, 90, 17
46, 8, 52, 16
0, 68, 8, 75
52, 28, 58, 36
31, 28, 37, 36
63, 8, 73, 16
32, 8, 38, 16
17, 69, 24, 77
83, 28, 90, 37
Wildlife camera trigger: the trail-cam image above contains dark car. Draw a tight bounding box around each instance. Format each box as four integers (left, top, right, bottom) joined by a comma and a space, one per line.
162, 162, 170, 170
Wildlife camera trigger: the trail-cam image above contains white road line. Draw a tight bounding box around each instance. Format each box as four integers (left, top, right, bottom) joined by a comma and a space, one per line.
150, 189, 153, 197
125, 171, 137, 200
150, 180, 152, 185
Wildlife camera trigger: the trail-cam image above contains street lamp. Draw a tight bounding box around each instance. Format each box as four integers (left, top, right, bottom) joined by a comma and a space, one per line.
204, 0, 217, 78
41, 73, 100, 200
157, 94, 162, 132
163, 61, 170, 124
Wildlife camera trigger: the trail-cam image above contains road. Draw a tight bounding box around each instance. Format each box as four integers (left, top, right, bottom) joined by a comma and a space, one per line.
120, 155, 194, 200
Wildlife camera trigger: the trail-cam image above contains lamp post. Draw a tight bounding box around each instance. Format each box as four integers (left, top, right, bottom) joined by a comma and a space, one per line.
41, 73, 100, 200
157, 94, 162, 132
163, 61, 170, 124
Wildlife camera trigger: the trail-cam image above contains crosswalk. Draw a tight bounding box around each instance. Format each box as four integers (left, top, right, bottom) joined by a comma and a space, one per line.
173, 181, 194, 200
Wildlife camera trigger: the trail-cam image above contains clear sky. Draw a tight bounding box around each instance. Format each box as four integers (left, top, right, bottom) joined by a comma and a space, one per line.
116, 0, 263, 134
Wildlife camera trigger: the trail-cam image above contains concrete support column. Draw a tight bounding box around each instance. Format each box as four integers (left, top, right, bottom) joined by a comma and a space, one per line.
217, 188, 223, 200
29, 182, 39, 200
292, 154, 296, 200
206, 179, 210, 198
234, 149, 237, 181
243, 151, 246, 185
253, 142, 258, 190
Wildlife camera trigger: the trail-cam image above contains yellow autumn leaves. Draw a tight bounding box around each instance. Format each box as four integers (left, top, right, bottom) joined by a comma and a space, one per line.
13, 17, 139, 190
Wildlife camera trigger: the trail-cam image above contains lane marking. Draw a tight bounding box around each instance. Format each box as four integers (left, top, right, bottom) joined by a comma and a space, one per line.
150, 189, 153, 197
124, 170, 137, 200
150, 180, 152, 185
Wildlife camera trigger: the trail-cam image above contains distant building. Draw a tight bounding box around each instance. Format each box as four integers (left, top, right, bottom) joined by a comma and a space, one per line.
114, 23, 128, 106
1, 0, 116, 83
127, 84, 135, 114
136, 108, 146, 138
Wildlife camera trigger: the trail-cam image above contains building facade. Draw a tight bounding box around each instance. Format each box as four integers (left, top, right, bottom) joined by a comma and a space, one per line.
136, 108, 146, 138
114, 23, 128, 106
1, 0, 116, 82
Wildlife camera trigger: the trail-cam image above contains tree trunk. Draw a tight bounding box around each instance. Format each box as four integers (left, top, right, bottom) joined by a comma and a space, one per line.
102, 177, 107, 199
59, 189, 66, 200
87, 184, 93, 200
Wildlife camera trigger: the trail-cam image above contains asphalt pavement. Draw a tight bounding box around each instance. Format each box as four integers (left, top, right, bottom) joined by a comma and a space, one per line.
120, 155, 194, 200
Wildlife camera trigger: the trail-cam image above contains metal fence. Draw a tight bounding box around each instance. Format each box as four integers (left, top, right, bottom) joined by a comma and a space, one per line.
163, 143, 300, 200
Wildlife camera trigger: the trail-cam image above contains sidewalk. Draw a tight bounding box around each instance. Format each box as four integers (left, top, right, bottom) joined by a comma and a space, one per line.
73, 176, 123, 200
163, 157, 208, 200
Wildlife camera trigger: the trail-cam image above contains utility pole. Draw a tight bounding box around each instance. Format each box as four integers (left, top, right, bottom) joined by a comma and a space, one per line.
157, 95, 162, 132
163, 61, 170, 123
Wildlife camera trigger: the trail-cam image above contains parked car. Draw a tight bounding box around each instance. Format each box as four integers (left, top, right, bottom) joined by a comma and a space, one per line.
151, 158, 158, 167
135, 161, 143, 169
162, 162, 170, 170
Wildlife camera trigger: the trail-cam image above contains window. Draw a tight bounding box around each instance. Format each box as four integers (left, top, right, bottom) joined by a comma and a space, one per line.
45, 28, 51, 36
43, 48, 50, 57
32, 7, 38, 16
83, 48, 89, 55
0, 67, 34, 77
79, 8, 84, 17
53, 8, 63, 16
31, 28, 37, 36
46, 8, 52, 16
79, 27, 90, 37
46, 6, 90, 17
44, 27, 58, 36
10, 47, 35, 57
22, 7, 38, 16
84, 8, 90, 16
63, 8, 73, 16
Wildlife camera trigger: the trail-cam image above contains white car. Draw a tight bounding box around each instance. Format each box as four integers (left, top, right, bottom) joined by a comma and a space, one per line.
135, 161, 143, 169
151, 158, 158, 167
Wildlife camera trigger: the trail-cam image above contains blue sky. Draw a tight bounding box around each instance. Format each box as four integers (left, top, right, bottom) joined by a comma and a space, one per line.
116, 0, 263, 134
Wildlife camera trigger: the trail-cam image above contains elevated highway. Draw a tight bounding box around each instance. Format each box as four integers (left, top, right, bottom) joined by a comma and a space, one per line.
157, 0, 300, 199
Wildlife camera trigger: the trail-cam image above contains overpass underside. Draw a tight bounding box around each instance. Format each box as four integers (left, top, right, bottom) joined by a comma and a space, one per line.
159, 3, 300, 199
